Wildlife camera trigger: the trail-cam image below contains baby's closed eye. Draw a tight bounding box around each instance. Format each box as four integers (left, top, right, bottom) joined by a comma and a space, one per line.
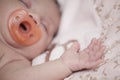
19, 0, 31, 8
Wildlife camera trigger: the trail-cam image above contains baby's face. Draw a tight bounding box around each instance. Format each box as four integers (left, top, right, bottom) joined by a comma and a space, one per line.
0, 0, 60, 60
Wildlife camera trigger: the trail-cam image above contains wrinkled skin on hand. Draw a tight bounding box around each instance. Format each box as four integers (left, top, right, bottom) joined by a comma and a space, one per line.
61, 38, 106, 72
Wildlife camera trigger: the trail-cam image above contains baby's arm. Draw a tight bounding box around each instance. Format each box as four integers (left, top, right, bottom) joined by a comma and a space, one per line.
1, 38, 105, 80
0, 57, 71, 80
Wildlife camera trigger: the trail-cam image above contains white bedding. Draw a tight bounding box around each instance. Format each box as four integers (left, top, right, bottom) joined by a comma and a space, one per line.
32, 0, 120, 80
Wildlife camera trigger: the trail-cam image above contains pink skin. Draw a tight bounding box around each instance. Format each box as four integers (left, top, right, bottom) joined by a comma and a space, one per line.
0, 38, 105, 80
0, 0, 106, 80
0, 0, 60, 60
61, 38, 105, 72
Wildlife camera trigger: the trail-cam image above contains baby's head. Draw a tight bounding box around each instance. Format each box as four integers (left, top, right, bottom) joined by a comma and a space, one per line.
0, 0, 60, 60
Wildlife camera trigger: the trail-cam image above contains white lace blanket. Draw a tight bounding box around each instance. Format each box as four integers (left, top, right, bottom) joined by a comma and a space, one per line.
32, 0, 120, 80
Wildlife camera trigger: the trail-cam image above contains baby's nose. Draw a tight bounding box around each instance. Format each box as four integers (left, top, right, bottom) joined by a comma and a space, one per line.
8, 8, 42, 46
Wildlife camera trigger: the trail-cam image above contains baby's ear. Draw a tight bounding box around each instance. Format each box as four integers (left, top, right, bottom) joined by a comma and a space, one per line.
8, 8, 42, 46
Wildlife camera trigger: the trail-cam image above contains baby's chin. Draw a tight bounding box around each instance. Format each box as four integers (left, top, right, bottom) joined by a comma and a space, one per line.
20, 43, 49, 60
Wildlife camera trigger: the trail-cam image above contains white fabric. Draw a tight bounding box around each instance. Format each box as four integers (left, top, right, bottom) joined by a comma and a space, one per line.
32, 0, 120, 80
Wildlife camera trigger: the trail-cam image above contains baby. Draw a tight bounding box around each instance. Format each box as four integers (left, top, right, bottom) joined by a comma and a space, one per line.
0, 0, 106, 80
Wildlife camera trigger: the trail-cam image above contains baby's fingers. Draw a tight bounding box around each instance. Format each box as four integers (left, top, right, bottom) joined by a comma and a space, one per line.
88, 38, 101, 54
88, 38, 96, 50
94, 45, 106, 60
68, 42, 80, 53
98, 45, 106, 58
93, 38, 103, 52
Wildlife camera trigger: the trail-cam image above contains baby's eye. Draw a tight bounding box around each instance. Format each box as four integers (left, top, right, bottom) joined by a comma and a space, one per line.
19, 0, 31, 8
40, 21, 48, 33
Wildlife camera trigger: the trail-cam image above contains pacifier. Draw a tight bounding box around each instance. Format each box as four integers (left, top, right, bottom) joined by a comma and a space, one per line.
8, 8, 42, 46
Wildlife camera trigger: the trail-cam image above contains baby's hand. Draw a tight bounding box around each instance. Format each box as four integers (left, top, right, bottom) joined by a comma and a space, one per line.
61, 38, 106, 72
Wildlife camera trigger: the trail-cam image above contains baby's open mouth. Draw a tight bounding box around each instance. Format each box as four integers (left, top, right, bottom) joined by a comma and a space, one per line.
19, 21, 31, 33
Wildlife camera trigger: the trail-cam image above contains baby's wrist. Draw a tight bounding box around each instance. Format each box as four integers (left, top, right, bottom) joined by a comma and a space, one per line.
59, 58, 73, 74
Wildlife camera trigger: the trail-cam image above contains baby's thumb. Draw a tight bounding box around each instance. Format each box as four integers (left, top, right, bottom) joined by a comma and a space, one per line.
69, 42, 80, 52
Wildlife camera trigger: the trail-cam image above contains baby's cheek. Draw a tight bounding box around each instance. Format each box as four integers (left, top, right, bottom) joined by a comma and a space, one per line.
8, 8, 42, 47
